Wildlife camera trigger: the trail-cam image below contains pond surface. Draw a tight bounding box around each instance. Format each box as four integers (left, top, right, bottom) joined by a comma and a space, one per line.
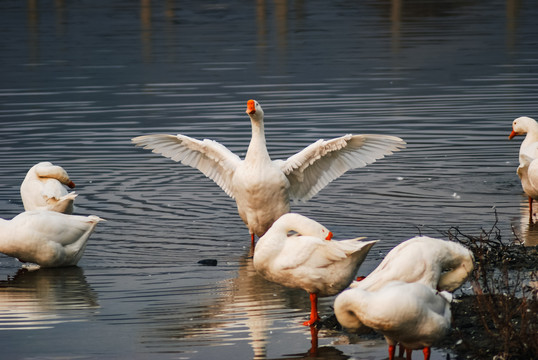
1, 0, 537, 359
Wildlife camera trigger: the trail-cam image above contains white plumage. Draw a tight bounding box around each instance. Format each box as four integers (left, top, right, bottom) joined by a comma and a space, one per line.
132, 99, 405, 242
509, 116, 538, 217
335, 236, 473, 359
334, 281, 452, 360
0, 210, 104, 268
20, 162, 77, 214
350, 236, 474, 293
253, 213, 377, 326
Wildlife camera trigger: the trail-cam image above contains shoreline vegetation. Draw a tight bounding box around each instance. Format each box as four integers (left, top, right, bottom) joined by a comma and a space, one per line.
321, 211, 537, 360
440, 213, 537, 360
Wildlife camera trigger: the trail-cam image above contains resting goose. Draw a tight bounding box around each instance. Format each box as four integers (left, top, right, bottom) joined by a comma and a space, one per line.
252, 213, 377, 326
20, 162, 77, 214
0, 210, 104, 268
132, 100, 406, 244
509, 116, 538, 217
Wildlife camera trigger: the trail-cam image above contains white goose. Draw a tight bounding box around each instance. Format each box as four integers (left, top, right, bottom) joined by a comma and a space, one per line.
519, 142, 538, 224
334, 281, 452, 360
132, 100, 406, 244
20, 162, 77, 214
0, 210, 104, 268
350, 236, 474, 293
253, 213, 378, 326
509, 116, 538, 217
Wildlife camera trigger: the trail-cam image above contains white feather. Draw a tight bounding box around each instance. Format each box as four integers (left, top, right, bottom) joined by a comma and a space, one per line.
132, 100, 405, 237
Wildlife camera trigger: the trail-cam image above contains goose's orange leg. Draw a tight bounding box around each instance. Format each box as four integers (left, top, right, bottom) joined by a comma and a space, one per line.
423, 347, 431, 360
388, 344, 396, 360
251, 233, 255, 247
302, 293, 320, 326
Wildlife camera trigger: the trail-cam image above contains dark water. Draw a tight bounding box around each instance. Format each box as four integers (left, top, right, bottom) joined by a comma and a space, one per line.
1, 0, 537, 359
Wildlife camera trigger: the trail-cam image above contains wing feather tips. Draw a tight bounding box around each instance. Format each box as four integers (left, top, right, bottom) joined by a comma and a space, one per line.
131, 133, 240, 199
348, 134, 406, 151
132, 134, 174, 147
285, 134, 406, 203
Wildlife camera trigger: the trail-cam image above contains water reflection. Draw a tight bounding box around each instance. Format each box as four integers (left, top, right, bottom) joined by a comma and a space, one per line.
515, 198, 538, 246
140, 0, 152, 63
26, 0, 39, 64
390, 0, 402, 53
505, 0, 521, 51
0, 267, 99, 330
21, 0, 529, 69
279, 326, 350, 360
139, 249, 334, 358
281, 332, 349, 360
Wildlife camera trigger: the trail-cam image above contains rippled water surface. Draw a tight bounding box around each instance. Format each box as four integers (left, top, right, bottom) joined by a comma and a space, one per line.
1, 1, 537, 359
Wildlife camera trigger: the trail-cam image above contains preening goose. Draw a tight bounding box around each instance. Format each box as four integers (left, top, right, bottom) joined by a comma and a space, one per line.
20, 162, 77, 214
334, 281, 452, 360
350, 236, 474, 293
132, 100, 406, 243
253, 213, 377, 326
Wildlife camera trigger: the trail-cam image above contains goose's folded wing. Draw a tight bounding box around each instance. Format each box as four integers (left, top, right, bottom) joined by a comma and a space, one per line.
18, 212, 102, 246
132, 134, 242, 198
520, 141, 538, 166
277, 236, 353, 270
278, 134, 406, 202
527, 159, 538, 190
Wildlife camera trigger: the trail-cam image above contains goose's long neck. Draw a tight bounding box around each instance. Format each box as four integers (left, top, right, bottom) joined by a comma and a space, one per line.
283, 214, 324, 235
438, 256, 474, 291
521, 121, 538, 150
334, 289, 369, 331
245, 118, 270, 163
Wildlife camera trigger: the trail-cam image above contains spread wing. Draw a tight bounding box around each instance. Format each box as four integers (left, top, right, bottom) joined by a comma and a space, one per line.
278, 134, 406, 202
132, 134, 242, 198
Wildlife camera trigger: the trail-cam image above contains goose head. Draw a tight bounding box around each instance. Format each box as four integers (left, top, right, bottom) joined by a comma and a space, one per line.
510, 116, 538, 140
246, 99, 264, 123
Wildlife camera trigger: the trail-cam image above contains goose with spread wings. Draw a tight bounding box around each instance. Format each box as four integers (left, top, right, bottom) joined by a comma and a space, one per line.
132, 100, 406, 243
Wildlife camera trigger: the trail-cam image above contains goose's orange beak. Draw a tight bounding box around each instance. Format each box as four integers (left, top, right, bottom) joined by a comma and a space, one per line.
67, 180, 75, 189
509, 130, 518, 140
325, 231, 333, 241
246, 99, 256, 115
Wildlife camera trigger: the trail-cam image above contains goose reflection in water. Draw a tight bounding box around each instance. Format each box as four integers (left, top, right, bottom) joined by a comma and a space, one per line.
516, 198, 538, 246
0, 266, 99, 330
138, 250, 349, 359
280, 326, 349, 360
